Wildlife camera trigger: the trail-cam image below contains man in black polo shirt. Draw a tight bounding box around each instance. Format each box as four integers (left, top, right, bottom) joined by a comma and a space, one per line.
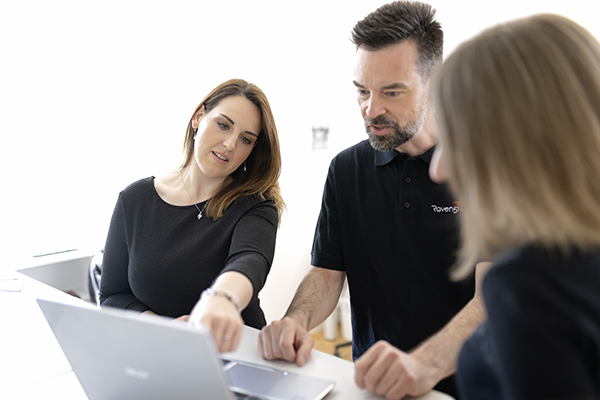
259, 2, 490, 399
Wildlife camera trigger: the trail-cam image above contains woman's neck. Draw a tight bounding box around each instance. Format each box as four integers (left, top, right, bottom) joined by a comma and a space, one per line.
179, 166, 226, 203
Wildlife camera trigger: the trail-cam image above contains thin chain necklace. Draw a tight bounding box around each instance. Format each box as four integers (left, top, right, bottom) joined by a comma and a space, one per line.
180, 170, 208, 220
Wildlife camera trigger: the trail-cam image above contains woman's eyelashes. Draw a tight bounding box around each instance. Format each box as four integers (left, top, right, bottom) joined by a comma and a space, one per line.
216, 119, 253, 146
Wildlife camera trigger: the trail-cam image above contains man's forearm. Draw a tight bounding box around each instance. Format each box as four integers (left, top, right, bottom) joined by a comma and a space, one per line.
411, 261, 491, 381
284, 267, 346, 331
411, 295, 486, 381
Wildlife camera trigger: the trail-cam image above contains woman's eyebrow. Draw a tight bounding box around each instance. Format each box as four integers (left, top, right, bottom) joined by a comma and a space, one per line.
220, 113, 258, 137
220, 113, 235, 125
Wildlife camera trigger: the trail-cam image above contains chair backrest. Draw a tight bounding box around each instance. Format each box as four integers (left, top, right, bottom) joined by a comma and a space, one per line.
88, 250, 103, 304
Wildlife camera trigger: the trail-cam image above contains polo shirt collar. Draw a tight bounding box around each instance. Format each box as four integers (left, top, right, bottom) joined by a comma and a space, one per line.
374, 144, 436, 166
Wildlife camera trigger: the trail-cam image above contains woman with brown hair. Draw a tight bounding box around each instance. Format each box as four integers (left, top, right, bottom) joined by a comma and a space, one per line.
100, 79, 284, 353
430, 14, 600, 399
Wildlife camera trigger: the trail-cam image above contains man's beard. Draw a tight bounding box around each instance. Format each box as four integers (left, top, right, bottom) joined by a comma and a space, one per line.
365, 102, 427, 152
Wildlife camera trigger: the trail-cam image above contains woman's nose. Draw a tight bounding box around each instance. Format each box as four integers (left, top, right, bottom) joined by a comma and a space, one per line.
222, 134, 236, 151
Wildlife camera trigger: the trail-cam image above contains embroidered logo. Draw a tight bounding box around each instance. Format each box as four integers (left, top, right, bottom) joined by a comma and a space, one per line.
431, 201, 462, 214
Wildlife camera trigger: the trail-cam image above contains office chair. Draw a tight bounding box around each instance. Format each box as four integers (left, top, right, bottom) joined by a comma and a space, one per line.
88, 250, 103, 305
334, 341, 352, 358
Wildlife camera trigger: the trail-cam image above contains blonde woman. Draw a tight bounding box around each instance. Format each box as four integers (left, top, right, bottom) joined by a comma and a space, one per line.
100, 79, 284, 353
431, 14, 600, 399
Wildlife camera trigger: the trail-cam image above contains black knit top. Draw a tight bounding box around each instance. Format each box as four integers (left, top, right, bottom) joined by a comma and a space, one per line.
99, 177, 278, 329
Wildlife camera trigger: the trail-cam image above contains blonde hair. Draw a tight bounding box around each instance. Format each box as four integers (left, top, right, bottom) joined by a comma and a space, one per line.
432, 14, 600, 279
180, 79, 285, 223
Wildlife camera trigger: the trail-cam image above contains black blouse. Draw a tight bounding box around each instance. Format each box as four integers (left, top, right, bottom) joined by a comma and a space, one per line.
99, 177, 278, 329
457, 245, 600, 399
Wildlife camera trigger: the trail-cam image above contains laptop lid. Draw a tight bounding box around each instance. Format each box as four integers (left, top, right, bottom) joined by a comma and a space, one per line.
36, 299, 335, 400
37, 299, 235, 399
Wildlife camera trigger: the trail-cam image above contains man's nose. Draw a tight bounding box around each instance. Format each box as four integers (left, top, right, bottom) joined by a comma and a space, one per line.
364, 95, 386, 120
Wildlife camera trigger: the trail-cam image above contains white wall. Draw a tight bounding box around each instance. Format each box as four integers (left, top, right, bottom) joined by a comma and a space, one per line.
2, 0, 598, 322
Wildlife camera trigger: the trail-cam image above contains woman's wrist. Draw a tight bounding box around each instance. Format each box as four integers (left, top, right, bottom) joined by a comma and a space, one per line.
202, 287, 241, 312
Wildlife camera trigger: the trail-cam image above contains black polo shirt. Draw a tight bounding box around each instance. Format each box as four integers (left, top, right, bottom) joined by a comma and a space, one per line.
311, 139, 474, 383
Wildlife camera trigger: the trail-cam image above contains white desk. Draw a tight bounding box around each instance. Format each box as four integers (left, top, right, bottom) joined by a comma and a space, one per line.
0, 272, 93, 399
1, 272, 454, 400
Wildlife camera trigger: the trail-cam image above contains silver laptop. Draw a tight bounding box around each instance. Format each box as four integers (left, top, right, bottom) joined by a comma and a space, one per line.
36, 299, 335, 400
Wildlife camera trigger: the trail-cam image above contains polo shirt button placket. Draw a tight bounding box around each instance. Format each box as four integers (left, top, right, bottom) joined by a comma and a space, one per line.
405, 177, 411, 184
405, 202, 411, 208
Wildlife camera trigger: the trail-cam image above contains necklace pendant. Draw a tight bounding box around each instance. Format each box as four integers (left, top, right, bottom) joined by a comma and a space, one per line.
197, 212, 203, 220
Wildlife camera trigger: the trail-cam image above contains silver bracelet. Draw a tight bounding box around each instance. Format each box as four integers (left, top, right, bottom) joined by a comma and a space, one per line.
202, 288, 241, 313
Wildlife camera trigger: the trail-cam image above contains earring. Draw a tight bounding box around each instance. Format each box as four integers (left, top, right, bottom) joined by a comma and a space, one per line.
243, 160, 247, 172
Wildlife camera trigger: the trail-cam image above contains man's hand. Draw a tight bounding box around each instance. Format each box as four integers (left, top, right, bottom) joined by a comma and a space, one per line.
258, 317, 314, 366
257, 267, 345, 367
355, 341, 435, 400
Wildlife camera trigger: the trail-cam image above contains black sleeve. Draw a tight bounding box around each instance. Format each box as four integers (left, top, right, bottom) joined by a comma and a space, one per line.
221, 200, 278, 300
99, 194, 150, 312
484, 264, 598, 399
310, 158, 345, 271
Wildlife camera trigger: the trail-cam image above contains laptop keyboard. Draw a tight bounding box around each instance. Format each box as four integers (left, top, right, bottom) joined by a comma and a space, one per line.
234, 392, 264, 400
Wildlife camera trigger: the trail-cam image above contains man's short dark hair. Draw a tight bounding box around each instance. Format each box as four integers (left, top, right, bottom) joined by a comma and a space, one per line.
351, 1, 443, 79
